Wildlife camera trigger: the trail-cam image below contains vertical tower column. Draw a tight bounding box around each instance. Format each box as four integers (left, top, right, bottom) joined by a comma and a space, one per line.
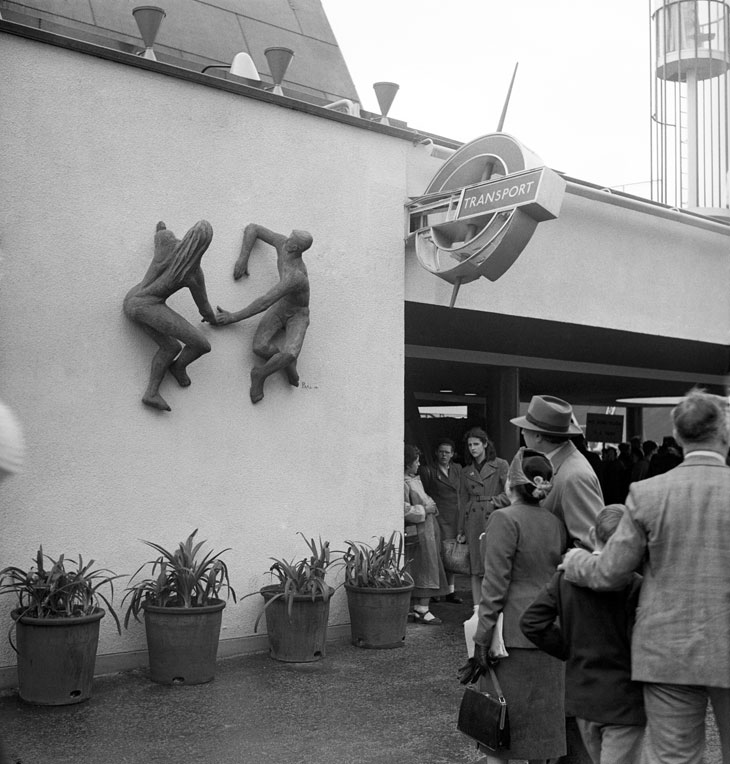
485, 367, 521, 461
651, 0, 730, 216
626, 407, 644, 442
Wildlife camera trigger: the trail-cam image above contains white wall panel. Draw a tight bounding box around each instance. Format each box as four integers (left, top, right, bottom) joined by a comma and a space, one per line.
0, 35, 405, 674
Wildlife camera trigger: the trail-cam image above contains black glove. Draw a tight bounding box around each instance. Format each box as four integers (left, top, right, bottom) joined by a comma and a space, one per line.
473, 642, 491, 671
457, 656, 485, 685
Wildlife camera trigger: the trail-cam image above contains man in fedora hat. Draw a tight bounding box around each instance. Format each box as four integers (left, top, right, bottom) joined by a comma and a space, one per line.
512, 395, 604, 764
511, 395, 604, 551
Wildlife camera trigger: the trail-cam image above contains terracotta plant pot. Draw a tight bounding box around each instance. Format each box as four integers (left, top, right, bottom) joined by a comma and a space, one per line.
260, 584, 334, 663
344, 582, 415, 648
12, 607, 104, 705
142, 599, 225, 685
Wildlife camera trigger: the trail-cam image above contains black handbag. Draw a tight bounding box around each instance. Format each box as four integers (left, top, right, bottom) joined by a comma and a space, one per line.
441, 539, 470, 575
457, 664, 510, 751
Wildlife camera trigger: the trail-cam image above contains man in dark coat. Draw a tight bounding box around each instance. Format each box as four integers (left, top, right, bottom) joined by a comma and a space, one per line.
420, 438, 463, 603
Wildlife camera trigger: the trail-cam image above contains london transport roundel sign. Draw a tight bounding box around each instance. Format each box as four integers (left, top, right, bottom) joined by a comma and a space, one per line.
406, 133, 566, 301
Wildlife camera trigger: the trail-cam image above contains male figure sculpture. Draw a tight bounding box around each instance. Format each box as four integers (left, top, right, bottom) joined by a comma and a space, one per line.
124, 220, 219, 412
216, 223, 312, 404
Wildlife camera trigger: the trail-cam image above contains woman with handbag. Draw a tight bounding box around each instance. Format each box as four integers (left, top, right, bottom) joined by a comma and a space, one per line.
457, 428, 510, 609
404, 444, 449, 624
419, 438, 464, 603
472, 448, 568, 763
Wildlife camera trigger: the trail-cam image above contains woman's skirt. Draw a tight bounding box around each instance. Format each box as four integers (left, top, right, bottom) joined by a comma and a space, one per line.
478, 647, 566, 760
406, 515, 449, 599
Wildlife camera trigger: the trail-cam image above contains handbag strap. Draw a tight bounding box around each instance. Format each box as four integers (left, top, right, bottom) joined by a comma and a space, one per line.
488, 664, 506, 701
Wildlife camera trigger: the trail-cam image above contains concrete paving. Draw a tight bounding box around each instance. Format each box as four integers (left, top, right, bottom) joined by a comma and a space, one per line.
0, 581, 723, 764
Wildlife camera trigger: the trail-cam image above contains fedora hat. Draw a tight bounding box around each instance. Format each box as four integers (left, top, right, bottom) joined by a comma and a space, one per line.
510, 395, 582, 436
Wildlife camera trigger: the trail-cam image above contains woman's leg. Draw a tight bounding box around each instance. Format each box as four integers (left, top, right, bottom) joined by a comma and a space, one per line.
412, 597, 441, 624
138, 303, 211, 388
131, 304, 212, 410
168, 324, 211, 387
169, 339, 211, 386
135, 322, 181, 411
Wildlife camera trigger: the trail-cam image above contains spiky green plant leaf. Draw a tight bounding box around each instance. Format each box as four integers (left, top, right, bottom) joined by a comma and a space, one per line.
342, 532, 413, 589
122, 530, 236, 627
0, 548, 122, 642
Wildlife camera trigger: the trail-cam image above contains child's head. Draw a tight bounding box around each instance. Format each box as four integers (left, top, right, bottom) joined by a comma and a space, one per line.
591, 504, 625, 549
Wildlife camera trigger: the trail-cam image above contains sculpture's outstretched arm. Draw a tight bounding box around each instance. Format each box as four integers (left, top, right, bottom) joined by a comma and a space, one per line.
233, 223, 286, 280
216, 281, 291, 325
189, 267, 219, 324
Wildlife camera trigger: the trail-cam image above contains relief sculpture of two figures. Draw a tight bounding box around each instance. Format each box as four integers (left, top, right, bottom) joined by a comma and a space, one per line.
125, 220, 312, 411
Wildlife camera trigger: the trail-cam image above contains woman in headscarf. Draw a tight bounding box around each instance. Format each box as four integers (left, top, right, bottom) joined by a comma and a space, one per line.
472, 448, 569, 763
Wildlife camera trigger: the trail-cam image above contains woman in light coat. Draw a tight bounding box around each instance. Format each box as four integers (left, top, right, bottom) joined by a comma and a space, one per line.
404, 444, 448, 624
457, 427, 510, 607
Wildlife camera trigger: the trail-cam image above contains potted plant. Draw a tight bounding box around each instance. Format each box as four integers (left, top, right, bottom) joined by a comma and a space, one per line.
123, 529, 236, 685
342, 532, 414, 649
246, 534, 335, 663
0, 547, 121, 705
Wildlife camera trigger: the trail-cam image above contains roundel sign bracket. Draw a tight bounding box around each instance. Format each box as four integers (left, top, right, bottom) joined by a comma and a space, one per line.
406, 133, 566, 307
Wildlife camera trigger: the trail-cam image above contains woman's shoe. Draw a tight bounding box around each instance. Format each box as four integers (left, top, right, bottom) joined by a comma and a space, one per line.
444, 593, 463, 604
412, 610, 442, 625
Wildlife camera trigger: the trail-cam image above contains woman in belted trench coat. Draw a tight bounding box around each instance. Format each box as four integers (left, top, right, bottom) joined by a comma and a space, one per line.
457, 427, 510, 607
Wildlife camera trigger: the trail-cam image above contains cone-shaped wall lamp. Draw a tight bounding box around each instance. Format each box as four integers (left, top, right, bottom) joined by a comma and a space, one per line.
264, 47, 294, 95
373, 81, 399, 125
133, 6, 166, 61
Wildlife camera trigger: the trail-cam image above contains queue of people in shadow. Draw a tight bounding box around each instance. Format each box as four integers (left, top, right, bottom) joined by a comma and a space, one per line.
590, 435, 684, 504
404, 390, 730, 764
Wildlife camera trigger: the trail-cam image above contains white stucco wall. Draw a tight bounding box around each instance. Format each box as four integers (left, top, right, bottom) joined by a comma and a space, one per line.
406, 178, 730, 346
0, 34, 413, 679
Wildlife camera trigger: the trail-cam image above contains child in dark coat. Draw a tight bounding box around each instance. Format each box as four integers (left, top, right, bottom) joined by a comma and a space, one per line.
519, 504, 645, 764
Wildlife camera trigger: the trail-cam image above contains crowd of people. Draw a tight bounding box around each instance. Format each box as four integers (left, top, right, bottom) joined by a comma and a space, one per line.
592, 435, 684, 504
404, 390, 730, 764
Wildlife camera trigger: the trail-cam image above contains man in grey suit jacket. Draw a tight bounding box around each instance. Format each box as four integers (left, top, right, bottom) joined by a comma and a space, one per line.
561, 388, 730, 764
